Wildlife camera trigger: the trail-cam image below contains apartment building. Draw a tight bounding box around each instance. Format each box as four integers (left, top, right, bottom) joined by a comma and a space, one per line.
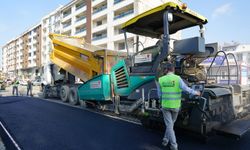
2, 45, 8, 75
223, 44, 250, 64
22, 24, 42, 79
2, 0, 182, 82
202, 43, 250, 85
2, 24, 42, 80
41, 6, 62, 83
2, 39, 17, 79
60, 0, 181, 51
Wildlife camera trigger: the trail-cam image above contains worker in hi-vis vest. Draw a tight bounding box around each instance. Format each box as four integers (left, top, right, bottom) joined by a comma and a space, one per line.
12, 78, 19, 96
158, 63, 200, 150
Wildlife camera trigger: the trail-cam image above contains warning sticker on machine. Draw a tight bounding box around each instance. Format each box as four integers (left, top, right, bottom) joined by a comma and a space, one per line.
90, 80, 102, 89
134, 54, 152, 63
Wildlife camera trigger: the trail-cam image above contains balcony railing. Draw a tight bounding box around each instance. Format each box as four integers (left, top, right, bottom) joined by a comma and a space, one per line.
93, 5, 107, 14
75, 16, 86, 23
76, 3, 85, 11
63, 12, 71, 18
114, 9, 134, 20
114, 0, 123, 4
92, 34, 107, 41
63, 23, 71, 28
75, 28, 86, 34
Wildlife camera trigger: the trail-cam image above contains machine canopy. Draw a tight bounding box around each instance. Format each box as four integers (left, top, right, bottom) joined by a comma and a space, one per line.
122, 2, 208, 38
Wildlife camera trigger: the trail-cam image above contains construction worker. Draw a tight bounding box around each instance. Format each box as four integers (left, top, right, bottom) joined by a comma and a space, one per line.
158, 63, 200, 150
12, 78, 19, 96
27, 80, 33, 96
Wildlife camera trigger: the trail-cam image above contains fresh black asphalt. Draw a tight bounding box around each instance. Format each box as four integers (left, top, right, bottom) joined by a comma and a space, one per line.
0, 96, 249, 150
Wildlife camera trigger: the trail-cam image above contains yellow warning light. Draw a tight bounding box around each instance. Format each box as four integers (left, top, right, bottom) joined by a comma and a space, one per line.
181, 3, 187, 10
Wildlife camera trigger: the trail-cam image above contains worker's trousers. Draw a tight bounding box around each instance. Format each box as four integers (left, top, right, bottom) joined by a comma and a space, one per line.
12, 86, 18, 96
27, 87, 33, 96
161, 108, 179, 150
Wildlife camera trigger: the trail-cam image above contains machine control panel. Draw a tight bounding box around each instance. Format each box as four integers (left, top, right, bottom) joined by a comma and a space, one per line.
191, 84, 204, 92
189, 84, 204, 100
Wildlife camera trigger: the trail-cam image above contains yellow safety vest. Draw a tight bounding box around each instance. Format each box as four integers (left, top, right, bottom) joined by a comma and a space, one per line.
159, 74, 182, 109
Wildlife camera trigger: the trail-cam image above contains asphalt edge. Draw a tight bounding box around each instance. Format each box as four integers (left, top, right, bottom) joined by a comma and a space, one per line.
0, 120, 21, 150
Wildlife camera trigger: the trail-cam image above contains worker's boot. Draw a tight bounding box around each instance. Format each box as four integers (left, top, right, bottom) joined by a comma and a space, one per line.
162, 140, 168, 147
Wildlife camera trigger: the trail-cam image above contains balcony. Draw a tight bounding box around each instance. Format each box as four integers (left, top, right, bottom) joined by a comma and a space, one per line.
93, 24, 107, 33
63, 10, 71, 18
114, 9, 134, 20
63, 13, 71, 18
75, 16, 86, 23
93, 5, 107, 14
62, 31, 71, 36
114, 0, 123, 4
113, 0, 133, 11
92, 34, 107, 41
75, 28, 86, 34
63, 23, 71, 28
92, 0, 106, 7
75, 3, 85, 11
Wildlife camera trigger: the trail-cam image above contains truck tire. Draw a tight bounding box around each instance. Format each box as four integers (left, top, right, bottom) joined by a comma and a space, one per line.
42, 85, 50, 99
69, 87, 79, 105
60, 85, 69, 102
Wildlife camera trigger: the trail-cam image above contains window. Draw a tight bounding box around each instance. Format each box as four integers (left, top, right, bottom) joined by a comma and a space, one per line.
29, 53, 32, 57
96, 20, 102, 26
118, 42, 125, 50
114, 0, 123, 4
237, 54, 242, 61
118, 28, 123, 34
63, 9, 71, 18
76, 2, 85, 10
221, 71, 226, 79
34, 52, 36, 55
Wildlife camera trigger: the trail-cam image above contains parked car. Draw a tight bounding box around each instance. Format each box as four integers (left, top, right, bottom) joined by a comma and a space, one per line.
0, 80, 6, 90
32, 79, 42, 86
6, 79, 12, 86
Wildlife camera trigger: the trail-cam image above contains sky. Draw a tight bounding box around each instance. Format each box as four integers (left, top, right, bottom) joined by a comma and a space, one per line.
0, 0, 69, 46
0, 0, 250, 66
181, 0, 250, 44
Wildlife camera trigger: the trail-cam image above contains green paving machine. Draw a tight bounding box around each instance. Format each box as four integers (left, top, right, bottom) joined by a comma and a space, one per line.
79, 2, 250, 139
110, 2, 250, 139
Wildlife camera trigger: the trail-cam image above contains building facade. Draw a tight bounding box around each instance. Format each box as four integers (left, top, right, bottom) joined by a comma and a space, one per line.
204, 43, 250, 85
2, 0, 181, 82
41, 6, 62, 84
2, 24, 42, 80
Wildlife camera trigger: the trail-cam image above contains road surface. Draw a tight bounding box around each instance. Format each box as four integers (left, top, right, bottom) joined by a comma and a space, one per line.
0, 96, 250, 150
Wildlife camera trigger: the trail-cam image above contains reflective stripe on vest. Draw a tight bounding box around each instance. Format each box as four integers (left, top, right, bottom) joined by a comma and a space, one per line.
159, 74, 182, 109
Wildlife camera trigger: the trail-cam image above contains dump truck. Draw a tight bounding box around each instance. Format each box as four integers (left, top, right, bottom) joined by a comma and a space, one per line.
43, 34, 126, 105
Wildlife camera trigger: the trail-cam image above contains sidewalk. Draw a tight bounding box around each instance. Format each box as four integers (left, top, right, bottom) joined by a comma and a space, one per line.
0, 85, 41, 97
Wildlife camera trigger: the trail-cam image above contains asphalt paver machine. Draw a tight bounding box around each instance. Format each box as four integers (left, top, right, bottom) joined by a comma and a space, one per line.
110, 2, 250, 139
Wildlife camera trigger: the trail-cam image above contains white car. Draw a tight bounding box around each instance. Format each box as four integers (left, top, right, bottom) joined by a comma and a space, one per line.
32, 79, 42, 86
19, 80, 27, 86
